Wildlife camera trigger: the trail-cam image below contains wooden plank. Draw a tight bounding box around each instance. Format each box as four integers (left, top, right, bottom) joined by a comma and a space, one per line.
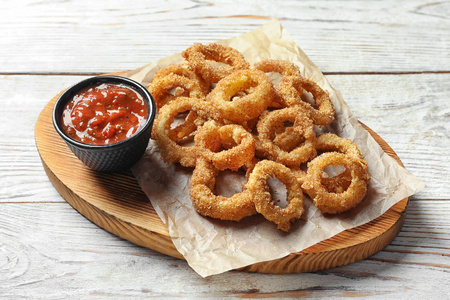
0, 202, 448, 298
1, 0, 449, 74
0, 75, 89, 203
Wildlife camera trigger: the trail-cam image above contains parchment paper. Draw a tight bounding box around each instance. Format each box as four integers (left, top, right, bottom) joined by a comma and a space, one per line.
126, 19, 425, 277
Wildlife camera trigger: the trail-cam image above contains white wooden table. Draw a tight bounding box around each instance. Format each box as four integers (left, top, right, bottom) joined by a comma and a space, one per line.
1, 1, 449, 298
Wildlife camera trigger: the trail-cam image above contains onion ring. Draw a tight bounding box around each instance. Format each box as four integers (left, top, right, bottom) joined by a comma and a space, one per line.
150, 65, 207, 140
182, 43, 250, 83
194, 121, 255, 171
321, 168, 353, 194
206, 69, 275, 123
167, 109, 200, 142
151, 97, 207, 167
278, 76, 335, 126
246, 160, 304, 232
256, 106, 317, 167
254, 59, 302, 108
148, 73, 205, 109
153, 64, 210, 95
272, 126, 305, 152
253, 59, 301, 77
302, 152, 369, 214
316, 133, 365, 161
315, 133, 370, 192
189, 157, 257, 221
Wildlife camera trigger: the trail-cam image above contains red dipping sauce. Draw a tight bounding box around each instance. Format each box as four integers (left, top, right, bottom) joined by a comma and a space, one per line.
62, 82, 148, 145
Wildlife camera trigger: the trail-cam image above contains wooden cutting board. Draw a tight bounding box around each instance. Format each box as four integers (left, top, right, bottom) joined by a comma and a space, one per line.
35, 84, 408, 274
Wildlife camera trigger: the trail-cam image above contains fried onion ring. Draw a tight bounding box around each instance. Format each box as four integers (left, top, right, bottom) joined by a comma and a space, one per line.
182, 43, 250, 83
194, 121, 255, 171
315, 133, 370, 192
148, 73, 205, 109
254, 59, 301, 78
254, 59, 302, 109
316, 133, 363, 159
206, 69, 274, 123
151, 97, 206, 167
272, 126, 305, 152
302, 152, 369, 214
247, 160, 304, 232
256, 106, 317, 167
321, 168, 353, 194
316, 133, 368, 171
167, 109, 200, 142
153, 64, 210, 95
278, 76, 335, 126
189, 157, 257, 221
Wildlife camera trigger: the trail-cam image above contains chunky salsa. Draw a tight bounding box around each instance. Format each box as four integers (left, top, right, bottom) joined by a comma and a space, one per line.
62, 82, 148, 145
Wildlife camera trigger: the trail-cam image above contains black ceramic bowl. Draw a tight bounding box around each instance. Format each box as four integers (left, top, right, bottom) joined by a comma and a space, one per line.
53, 75, 156, 173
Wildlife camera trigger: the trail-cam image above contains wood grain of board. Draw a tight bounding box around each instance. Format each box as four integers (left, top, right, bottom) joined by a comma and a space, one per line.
35, 84, 408, 274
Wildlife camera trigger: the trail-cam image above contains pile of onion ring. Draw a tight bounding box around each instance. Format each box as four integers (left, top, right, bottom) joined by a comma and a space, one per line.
148, 43, 371, 232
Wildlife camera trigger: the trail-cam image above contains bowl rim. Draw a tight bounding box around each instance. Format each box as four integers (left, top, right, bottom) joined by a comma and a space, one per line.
52, 75, 156, 150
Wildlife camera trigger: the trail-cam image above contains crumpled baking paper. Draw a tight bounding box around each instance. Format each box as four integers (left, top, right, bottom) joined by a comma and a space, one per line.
126, 19, 425, 277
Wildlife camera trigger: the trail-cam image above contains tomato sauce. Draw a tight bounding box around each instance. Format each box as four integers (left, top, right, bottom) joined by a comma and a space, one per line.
62, 82, 148, 145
